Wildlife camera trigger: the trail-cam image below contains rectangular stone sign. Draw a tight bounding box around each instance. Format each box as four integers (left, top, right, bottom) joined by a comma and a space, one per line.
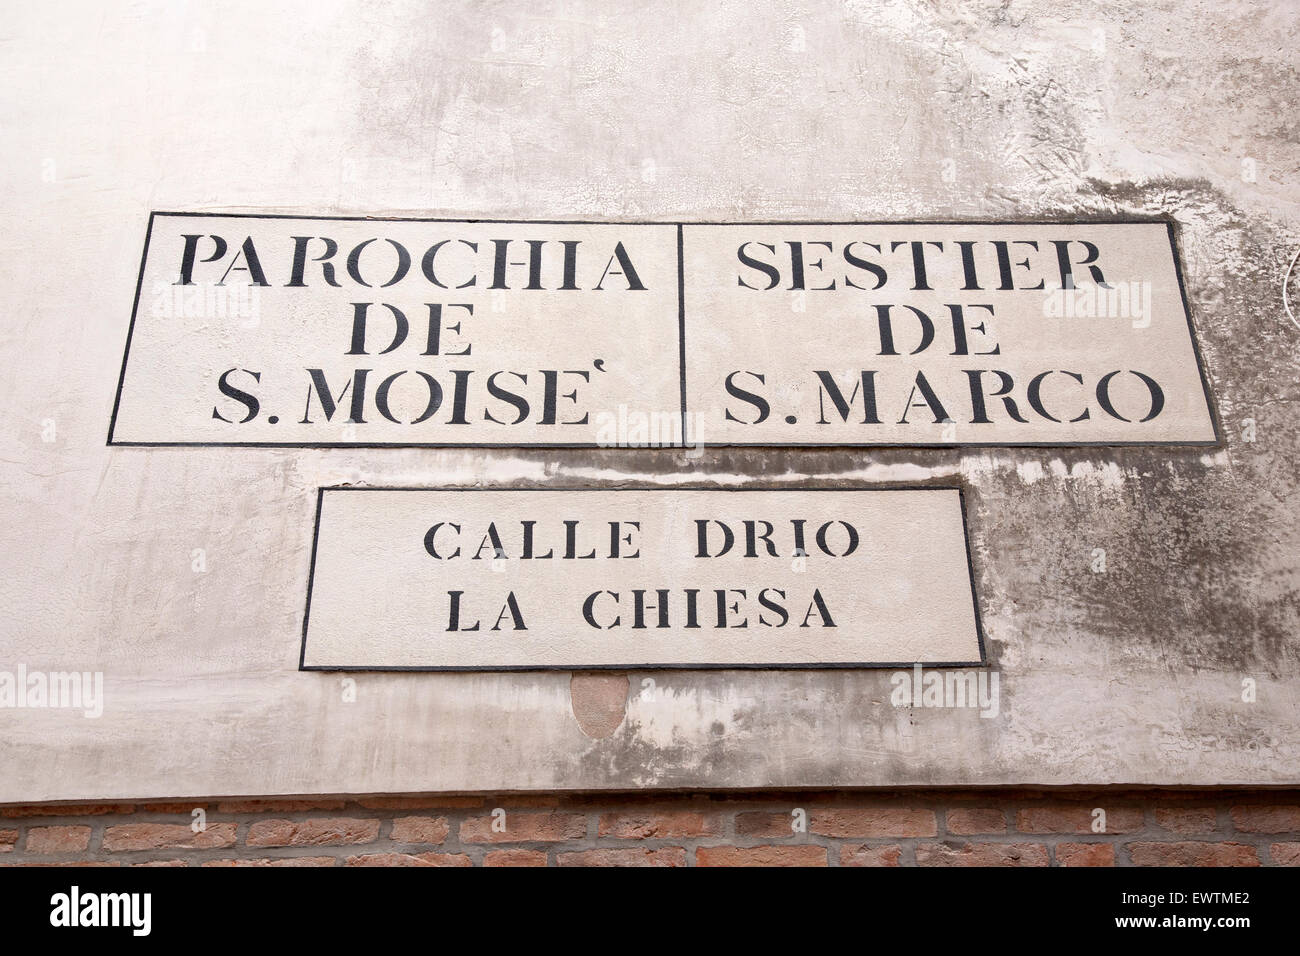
684, 221, 1217, 446
109, 214, 1217, 448
300, 487, 985, 670
108, 213, 683, 447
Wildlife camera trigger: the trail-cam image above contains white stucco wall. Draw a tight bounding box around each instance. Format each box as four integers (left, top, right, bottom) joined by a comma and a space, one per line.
1, 0, 1297, 801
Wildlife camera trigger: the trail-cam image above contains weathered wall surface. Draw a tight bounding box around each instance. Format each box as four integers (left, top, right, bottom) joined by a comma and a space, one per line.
1, 0, 1298, 801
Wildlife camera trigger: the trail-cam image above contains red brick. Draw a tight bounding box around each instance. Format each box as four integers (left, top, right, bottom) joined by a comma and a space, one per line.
1128, 842, 1259, 867
132, 860, 189, 867
840, 844, 902, 866
735, 812, 802, 838
103, 823, 237, 851
598, 811, 721, 839
389, 816, 449, 844
1, 803, 134, 818
1056, 843, 1115, 867
535, 793, 625, 810
26, 826, 91, 854
246, 818, 379, 847
696, 845, 827, 867
136, 802, 206, 814
346, 852, 471, 867
484, 849, 548, 867
946, 808, 1006, 835
1016, 807, 1143, 834
1154, 808, 1218, 833
460, 811, 586, 843
695, 791, 838, 806
1230, 806, 1300, 833
216, 799, 347, 814
355, 796, 484, 811
498, 795, 562, 808
916, 842, 1049, 866
811, 808, 936, 838
558, 847, 686, 867
1269, 843, 1300, 866
203, 857, 338, 867
0, 830, 16, 853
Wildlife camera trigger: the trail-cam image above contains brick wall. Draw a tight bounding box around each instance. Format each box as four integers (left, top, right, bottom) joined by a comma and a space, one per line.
1, 790, 1297, 867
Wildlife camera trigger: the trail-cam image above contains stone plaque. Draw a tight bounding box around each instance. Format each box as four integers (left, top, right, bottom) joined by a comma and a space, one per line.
300, 487, 985, 670
108, 215, 1216, 449
682, 221, 1218, 446
108, 213, 683, 447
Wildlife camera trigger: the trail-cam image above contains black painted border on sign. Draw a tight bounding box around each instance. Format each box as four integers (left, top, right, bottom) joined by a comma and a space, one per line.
107, 211, 1222, 449
298, 484, 989, 672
